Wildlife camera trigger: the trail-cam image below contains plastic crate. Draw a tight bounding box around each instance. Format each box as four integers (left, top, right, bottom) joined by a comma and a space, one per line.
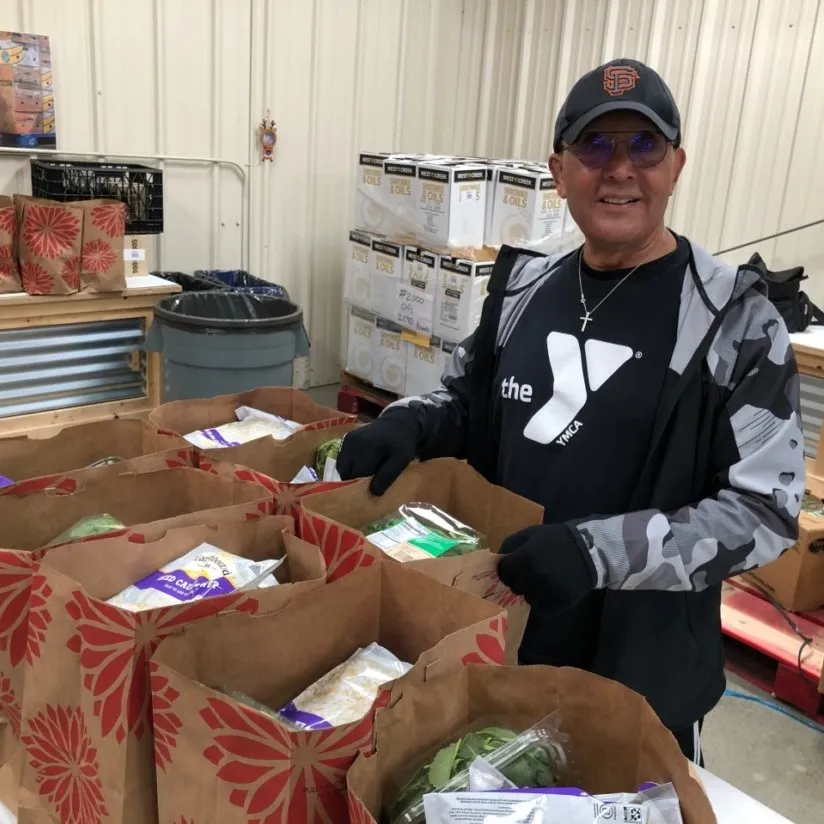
195, 269, 290, 300
150, 272, 227, 293
30, 159, 164, 235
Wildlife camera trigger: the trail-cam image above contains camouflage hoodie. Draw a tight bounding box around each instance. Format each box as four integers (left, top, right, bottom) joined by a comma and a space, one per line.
385, 240, 804, 728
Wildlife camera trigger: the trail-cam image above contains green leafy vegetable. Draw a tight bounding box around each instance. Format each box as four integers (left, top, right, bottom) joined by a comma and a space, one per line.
314, 438, 343, 478
48, 514, 126, 546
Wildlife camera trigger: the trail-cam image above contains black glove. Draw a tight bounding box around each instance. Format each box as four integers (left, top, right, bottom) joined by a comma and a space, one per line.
336, 410, 421, 495
497, 523, 597, 614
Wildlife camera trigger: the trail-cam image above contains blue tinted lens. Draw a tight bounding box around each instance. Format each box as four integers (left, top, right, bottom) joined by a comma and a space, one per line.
628, 131, 668, 166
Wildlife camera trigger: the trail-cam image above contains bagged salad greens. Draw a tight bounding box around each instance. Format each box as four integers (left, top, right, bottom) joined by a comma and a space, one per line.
365, 504, 485, 563
801, 491, 824, 517
290, 437, 345, 484
106, 543, 284, 611
314, 437, 343, 478
390, 715, 566, 824
184, 405, 301, 449
47, 513, 126, 546
273, 642, 411, 731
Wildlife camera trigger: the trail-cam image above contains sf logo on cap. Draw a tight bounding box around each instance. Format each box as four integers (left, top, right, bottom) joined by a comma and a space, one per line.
603, 65, 640, 96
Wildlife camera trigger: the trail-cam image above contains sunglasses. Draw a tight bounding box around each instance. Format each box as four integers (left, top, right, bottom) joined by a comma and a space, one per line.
566, 130, 671, 169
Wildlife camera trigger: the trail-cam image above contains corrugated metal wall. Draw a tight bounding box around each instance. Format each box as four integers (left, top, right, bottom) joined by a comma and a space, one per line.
1, 0, 822, 386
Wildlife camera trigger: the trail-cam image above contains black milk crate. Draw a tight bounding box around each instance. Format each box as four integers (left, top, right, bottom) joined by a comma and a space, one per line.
30, 159, 164, 235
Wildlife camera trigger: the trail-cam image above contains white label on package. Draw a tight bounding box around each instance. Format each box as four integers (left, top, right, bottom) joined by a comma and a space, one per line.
422, 792, 650, 824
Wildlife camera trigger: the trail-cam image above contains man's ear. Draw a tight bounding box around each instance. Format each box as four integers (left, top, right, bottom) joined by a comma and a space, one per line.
670, 147, 687, 193
549, 153, 566, 198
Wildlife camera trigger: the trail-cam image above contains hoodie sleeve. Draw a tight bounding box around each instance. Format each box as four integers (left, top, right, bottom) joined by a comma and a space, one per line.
575, 294, 804, 592
380, 334, 475, 460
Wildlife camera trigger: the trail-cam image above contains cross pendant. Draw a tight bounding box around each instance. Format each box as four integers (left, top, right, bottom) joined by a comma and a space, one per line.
580, 312, 593, 332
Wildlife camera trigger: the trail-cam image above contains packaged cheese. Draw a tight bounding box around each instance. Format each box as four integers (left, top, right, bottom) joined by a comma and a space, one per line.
184, 406, 301, 448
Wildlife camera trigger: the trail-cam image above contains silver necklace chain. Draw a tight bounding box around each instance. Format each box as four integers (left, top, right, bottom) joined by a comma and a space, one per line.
577, 246, 658, 332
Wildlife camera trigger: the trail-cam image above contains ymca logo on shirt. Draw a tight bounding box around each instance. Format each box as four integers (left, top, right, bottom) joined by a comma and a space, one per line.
500, 331, 636, 446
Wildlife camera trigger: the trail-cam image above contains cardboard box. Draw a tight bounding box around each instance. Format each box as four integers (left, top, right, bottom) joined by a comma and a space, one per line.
382, 157, 418, 240
435, 256, 492, 341
404, 334, 443, 397
299, 457, 544, 663
397, 246, 438, 335
149, 558, 506, 824
19, 517, 323, 824
373, 318, 407, 394
745, 476, 824, 611
414, 160, 487, 249
0, 467, 273, 771
490, 167, 568, 247
369, 238, 403, 319
347, 665, 716, 824
347, 305, 377, 381
0, 419, 194, 492
148, 386, 354, 456
197, 422, 360, 524
354, 152, 392, 236
345, 228, 377, 309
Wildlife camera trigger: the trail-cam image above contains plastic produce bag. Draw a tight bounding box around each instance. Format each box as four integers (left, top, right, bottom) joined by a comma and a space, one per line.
291, 466, 320, 483
801, 491, 824, 516
85, 455, 124, 469
422, 782, 684, 824
0, 474, 13, 489
106, 543, 284, 611
184, 405, 301, 449
47, 513, 126, 546
391, 714, 566, 824
275, 642, 411, 731
365, 504, 485, 563
314, 438, 343, 477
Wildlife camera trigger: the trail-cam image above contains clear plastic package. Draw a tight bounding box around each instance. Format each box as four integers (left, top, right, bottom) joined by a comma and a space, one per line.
364, 503, 485, 563
291, 465, 320, 483
106, 543, 284, 611
48, 513, 126, 546
184, 405, 301, 449
275, 642, 412, 731
390, 714, 567, 824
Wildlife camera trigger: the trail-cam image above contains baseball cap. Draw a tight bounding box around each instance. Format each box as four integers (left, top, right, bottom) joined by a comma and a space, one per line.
553, 58, 681, 152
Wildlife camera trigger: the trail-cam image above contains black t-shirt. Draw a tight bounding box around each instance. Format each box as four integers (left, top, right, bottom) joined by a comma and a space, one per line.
492, 236, 689, 666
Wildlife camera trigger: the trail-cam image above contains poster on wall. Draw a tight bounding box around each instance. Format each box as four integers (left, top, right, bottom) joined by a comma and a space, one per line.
0, 31, 56, 149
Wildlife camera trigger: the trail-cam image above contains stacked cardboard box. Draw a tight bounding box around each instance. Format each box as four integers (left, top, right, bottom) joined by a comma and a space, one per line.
345, 152, 577, 399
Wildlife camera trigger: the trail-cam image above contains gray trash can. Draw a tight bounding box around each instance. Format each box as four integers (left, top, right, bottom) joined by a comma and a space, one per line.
146, 291, 310, 401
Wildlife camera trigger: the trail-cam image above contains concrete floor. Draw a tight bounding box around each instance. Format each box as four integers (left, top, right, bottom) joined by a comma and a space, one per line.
309, 384, 824, 822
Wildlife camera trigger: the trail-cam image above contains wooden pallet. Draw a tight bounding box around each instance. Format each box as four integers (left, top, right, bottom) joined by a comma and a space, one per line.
337, 371, 400, 420
721, 581, 824, 721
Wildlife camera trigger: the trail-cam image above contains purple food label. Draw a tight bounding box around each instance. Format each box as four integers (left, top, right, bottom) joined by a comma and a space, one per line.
277, 702, 332, 731
201, 427, 240, 447
134, 569, 236, 602
0, 475, 13, 489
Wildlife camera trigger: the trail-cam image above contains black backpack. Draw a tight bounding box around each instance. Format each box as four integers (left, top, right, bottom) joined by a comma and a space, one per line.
747, 252, 824, 332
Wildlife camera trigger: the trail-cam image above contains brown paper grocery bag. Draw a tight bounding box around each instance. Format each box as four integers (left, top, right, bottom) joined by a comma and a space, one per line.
72, 199, 127, 293
149, 386, 355, 453
347, 664, 716, 824
0, 418, 194, 493
18, 516, 323, 824
0, 466, 273, 769
0, 195, 22, 294
199, 421, 360, 521
149, 558, 506, 824
300, 458, 543, 661
16, 196, 83, 295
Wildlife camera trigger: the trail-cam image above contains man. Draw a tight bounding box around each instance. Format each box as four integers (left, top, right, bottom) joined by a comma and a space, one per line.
338, 58, 804, 763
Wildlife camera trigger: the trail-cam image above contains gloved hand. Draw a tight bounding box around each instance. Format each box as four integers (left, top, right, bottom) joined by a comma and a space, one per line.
336, 411, 420, 495
497, 523, 597, 614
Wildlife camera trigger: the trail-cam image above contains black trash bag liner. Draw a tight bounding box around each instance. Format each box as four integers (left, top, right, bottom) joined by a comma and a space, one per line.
152, 271, 227, 292
194, 269, 290, 300
153, 291, 304, 332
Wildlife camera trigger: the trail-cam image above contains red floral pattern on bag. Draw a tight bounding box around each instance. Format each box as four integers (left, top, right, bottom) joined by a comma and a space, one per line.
301, 417, 356, 432
22, 705, 109, 824
0, 207, 15, 236
0, 550, 36, 670
298, 510, 375, 582
21, 261, 55, 295
61, 254, 81, 290
164, 449, 197, 469
348, 788, 377, 824
0, 244, 17, 281
0, 673, 21, 739
0, 474, 79, 497
91, 203, 126, 239
150, 667, 183, 771
461, 615, 508, 666
272, 479, 358, 522
27, 573, 54, 665
201, 695, 374, 823
477, 569, 525, 610
22, 206, 81, 259
81, 239, 117, 274
67, 592, 259, 743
